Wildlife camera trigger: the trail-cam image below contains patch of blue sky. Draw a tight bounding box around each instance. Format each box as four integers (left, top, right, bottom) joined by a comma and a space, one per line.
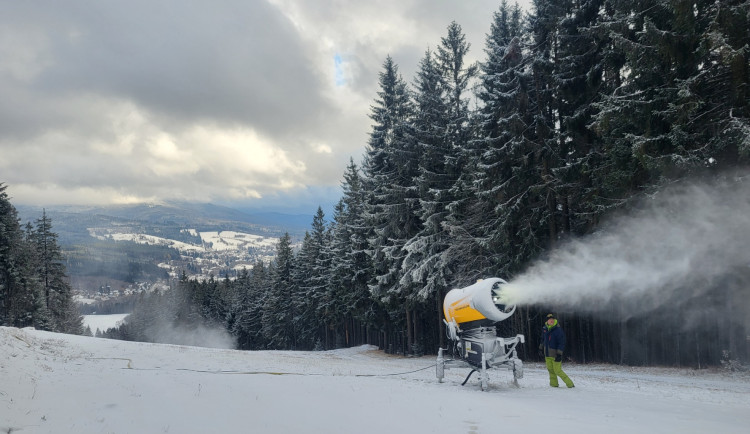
334, 54, 346, 87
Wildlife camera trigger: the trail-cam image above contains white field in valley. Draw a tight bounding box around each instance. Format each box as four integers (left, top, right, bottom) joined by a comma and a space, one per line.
89, 229, 277, 254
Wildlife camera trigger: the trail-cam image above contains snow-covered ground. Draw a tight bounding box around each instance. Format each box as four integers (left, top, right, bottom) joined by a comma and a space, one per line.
199, 231, 277, 252
95, 232, 204, 252
1, 327, 748, 434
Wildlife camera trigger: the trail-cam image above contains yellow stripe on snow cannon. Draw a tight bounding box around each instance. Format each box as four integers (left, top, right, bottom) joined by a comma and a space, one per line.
443, 277, 516, 325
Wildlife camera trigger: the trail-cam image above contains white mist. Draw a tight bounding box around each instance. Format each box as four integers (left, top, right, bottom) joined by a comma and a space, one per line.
500, 177, 750, 319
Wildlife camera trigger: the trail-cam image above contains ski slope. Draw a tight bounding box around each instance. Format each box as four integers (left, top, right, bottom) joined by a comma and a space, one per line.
1, 327, 748, 433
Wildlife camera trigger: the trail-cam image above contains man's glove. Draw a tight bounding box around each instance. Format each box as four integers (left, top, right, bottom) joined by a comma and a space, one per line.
538, 349, 544, 358
554, 354, 562, 363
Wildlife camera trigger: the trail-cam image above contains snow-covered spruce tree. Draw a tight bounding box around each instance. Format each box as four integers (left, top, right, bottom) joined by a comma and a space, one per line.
320, 201, 351, 348
453, 1, 529, 280
682, 0, 750, 167
291, 207, 329, 349
407, 21, 476, 351
232, 262, 269, 350
325, 161, 381, 349
261, 233, 296, 349
439, 22, 479, 280
311, 209, 334, 347
399, 48, 450, 350
32, 211, 82, 334
171, 272, 203, 331
17, 223, 52, 329
361, 56, 423, 352
546, 0, 613, 237
0, 193, 79, 332
492, 0, 567, 262
400, 22, 478, 350
207, 276, 233, 333
594, 0, 749, 191
0, 183, 19, 326
0, 189, 52, 329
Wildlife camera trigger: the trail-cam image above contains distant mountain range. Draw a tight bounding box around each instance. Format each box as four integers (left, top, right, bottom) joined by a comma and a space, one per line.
18, 201, 314, 234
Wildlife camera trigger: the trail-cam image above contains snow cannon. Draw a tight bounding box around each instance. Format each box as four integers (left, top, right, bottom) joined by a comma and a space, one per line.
443, 277, 516, 327
437, 278, 525, 391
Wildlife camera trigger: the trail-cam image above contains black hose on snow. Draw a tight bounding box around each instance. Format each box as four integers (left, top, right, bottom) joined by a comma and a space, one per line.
461, 369, 477, 386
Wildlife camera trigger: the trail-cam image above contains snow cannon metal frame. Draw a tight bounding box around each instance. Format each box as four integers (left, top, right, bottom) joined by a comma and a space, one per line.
436, 277, 525, 390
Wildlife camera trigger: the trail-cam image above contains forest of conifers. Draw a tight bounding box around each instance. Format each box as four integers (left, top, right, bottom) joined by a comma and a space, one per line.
0, 188, 83, 335
4, 0, 750, 367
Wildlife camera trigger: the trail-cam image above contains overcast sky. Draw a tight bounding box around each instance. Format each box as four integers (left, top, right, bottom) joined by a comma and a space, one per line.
1, 0, 531, 214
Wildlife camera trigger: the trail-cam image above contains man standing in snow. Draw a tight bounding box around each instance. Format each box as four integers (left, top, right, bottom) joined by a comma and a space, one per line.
539, 313, 575, 388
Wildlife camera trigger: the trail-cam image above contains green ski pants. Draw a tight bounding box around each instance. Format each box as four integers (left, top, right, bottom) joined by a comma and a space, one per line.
545, 357, 574, 388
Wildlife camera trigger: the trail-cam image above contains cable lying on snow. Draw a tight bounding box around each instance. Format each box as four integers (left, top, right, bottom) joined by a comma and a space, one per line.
119, 364, 438, 377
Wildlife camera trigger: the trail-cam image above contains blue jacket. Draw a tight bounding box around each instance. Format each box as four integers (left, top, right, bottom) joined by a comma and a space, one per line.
540, 323, 566, 357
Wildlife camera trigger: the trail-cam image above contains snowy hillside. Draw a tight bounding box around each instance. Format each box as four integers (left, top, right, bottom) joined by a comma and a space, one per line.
2, 327, 749, 434
91, 229, 278, 254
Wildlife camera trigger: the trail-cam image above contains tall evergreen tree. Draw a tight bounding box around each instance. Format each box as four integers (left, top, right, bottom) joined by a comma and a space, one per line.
440, 22, 480, 277
550, 0, 609, 237
594, 0, 750, 193
33, 210, 82, 333
232, 262, 270, 349
362, 56, 419, 304
1, 187, 79, 332
0, 183, 24, 326
400, 48, 451, 351
457, 1, 530, 279
436, 21, 479, 286
262, 233, 296, 349
327, 161, 380, 347
293, 207, 329, 349
401, 22, 478, 348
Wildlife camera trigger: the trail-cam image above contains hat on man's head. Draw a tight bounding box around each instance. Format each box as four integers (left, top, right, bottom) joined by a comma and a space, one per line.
546, 313, 556, 320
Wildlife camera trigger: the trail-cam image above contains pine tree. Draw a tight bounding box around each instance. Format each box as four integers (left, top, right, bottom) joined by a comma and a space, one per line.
440, 22, 480, 275
362, 56, 420, 305
18, 223, 51, 329
0, 183, 24, 326
406, 22, 477, 293
682, 0, 750, 168
262, 233, 296, 349
400, 48, 451, 342
33, 210, 82, 333
398, 23, 478, 350
593, 0, 749, 192
321, 201, 351, 348
492, 0, 567, 266
457, 1, 530, 279
232, 261, 270, 349
292, 208, 329, 349
326, 161, 380, 348
550, 0, 609, 237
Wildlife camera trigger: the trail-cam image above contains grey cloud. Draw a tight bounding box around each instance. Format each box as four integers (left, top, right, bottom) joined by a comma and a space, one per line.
1, 0, 531, 211
4, 1, 332, 140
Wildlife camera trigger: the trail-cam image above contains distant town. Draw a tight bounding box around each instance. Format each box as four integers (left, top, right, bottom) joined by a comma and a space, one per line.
75, 228, 285, 310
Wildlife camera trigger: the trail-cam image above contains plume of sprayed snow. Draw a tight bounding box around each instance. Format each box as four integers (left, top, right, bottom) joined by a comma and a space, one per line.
500, 177, 750, 319
145, 322, 236, 349
130, 314, 236, 349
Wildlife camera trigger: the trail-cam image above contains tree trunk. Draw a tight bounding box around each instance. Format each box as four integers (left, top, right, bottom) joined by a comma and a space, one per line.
406, 308, 413, 355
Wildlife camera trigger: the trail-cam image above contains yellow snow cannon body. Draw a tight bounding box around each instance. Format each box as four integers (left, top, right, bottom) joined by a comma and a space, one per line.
437, 277, 525, 391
